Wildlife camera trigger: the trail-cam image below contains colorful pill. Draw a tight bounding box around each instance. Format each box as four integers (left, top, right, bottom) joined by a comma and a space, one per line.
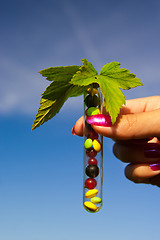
86, 129, 98, 140
85, 178, 97, 189
86, 87, 99, 95
84, 201, 97, 211
85, 189, 98, 198
84, 94, 100, 107
85, 165, 99, 178
91, 197, 102, 204
86, 148, 97, 158
87, 107, 100, 116
93, 139, 101, 152
88, 157, 98, 165
83, 87, 103, 213
84, 138, 92, 149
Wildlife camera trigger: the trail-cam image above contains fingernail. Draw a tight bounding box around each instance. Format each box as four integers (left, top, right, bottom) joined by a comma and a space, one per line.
72, 126, 76, 135
86, 114, 112, 127
150, 163, 160, 171
144, 143, 160, 158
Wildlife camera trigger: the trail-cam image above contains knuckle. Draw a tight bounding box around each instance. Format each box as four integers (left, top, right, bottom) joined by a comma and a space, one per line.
115, 114, 138, 140
124, 114, 138, 138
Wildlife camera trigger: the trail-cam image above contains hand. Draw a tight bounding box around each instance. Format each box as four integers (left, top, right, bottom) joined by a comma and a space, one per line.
72, 96, 160, 187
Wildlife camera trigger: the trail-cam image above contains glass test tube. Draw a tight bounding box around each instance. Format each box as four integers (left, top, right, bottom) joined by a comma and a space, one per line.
83, 84, 103, 213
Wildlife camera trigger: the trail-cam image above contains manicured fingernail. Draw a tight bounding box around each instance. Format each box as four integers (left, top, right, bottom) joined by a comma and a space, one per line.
144, 143, 160, 158
72, 126, 76, 135
86, 114, 112, 127
150, 163, 160, 171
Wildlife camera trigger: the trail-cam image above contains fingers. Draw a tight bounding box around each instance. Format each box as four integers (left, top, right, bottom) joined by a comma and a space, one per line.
72, 116, 84, 137
72, 96, 160, 188
113, 142, 160, 163
124, 163, 160, 186
72, 97, 160, 140
121, 96, 160, 115
113, 141, 160, 186
113, 143, 146, 163
92, 108, 160, 140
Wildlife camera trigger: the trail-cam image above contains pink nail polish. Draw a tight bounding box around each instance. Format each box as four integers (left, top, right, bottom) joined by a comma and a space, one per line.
150, 163, 160, 171
86, 114, 112, 127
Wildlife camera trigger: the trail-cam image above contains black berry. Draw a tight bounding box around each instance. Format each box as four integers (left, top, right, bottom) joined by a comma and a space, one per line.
85, 165, 99, 178
84, 94, 100, 108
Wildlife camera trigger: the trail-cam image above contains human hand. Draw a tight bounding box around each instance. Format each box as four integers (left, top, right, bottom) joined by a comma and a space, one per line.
72, 96, 160, 187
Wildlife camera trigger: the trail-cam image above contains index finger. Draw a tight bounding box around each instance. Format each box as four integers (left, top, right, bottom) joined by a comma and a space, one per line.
120, 96, 160, 115
93, 109, 160, 140
73, 97, 160, 140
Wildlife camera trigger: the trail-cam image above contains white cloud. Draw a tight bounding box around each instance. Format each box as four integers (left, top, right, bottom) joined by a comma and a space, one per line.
62, 1, 104, 67
0, 55, 47, 115
0, 55, 84, 116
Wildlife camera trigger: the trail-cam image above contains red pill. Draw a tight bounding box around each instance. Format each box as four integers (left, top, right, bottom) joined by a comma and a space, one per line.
86, 148, 97, 158
88, 158, 98, 165
87, 129, 98, 140
85, 178, 97, 189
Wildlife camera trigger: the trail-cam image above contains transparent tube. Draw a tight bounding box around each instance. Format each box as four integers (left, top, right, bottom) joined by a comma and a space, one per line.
83, 84, 103, 213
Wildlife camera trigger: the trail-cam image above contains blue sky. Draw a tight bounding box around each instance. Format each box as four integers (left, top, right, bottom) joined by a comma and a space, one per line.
0, 0, 160, 239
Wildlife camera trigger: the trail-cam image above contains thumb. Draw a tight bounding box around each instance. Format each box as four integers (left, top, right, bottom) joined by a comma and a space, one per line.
91, 109, 160, 140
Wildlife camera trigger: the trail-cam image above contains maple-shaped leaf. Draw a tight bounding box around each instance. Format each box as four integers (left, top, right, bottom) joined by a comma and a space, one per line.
32, 81, 85, 130
100, 62, 142, 90
70, 59, 143, 124
32, 58, 142, 130
39, 65, 80, 82
32, 65, 84, 131
96, 76, 125, 124
70, 59, 98, 85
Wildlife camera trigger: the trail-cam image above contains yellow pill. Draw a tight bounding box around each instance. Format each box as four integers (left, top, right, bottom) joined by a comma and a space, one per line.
84, 201, 97, 211
93, 139, 101, 152
85, 189, 98, 198
91, 197, 102, 204
86, 87, 98, 95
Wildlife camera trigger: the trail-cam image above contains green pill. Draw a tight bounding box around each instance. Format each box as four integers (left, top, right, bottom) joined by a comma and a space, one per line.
87, 107, 100, 116
84, 138, 93, 149
91, 197, 102, 204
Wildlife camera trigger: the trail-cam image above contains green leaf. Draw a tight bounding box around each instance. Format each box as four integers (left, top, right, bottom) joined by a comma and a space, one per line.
70, 59, 98, 85
70, 60, 143, 124
32, 81, 85, 131
32, 58, 143, 130
100, 62, 143, 90
39, 65, 80, 82
96, 76, 126, 124
32, 64, 84, 130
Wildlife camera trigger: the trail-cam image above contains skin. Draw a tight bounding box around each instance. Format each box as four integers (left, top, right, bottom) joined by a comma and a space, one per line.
72, 96, 160, 187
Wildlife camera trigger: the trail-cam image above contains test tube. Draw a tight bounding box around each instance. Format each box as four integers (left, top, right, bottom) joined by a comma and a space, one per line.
83, 84, 103, 213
